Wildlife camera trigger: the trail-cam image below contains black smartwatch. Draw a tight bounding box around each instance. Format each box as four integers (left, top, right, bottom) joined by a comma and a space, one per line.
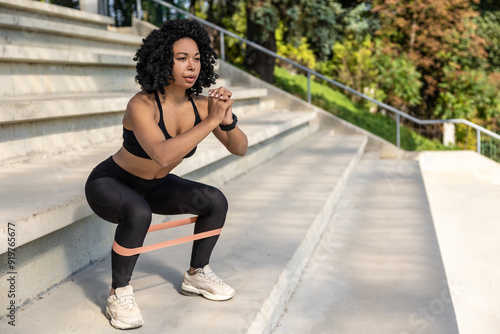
219, 113, 238, 131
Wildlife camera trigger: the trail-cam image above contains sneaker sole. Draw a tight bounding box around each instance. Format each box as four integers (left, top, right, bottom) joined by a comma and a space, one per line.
180, 283, 234, 301
105, 305, 143, 330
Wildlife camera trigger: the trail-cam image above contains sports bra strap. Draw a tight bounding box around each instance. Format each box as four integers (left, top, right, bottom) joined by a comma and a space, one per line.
153, 90, 165, 125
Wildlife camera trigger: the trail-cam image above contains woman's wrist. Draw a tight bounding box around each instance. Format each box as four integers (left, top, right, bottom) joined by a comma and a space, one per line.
219, 113, 238, 131
205, 113, 221, 126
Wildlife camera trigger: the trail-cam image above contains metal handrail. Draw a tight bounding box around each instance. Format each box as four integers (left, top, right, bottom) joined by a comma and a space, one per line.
151, 0, 500, 154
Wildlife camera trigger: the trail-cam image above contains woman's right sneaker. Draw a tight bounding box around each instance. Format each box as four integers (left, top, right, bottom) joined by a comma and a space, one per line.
106, 285, 144, 329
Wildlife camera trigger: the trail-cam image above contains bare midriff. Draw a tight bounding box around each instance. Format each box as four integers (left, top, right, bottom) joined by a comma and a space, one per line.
112, 146, 182, 180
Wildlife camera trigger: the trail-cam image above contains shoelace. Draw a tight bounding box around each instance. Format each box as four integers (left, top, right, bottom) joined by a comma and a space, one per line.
202, 269, 223, 285
115, 295, 136, 310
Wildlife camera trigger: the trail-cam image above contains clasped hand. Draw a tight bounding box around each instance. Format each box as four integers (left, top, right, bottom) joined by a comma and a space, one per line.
207, 87, 234, 126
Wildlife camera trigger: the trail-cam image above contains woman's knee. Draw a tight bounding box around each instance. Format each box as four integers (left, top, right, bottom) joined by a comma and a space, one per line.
115, 202, 152, 247
121, 202, 152, 233
191, 185, 228, 217
205, 186, 228, 215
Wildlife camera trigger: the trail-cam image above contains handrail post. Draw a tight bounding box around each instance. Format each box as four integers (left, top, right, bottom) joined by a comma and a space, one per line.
220, 31, 225, 62
136, 0, 142, 19
396, 113, 401, 148
477, 129, 481, 153
307, 72, 311, 104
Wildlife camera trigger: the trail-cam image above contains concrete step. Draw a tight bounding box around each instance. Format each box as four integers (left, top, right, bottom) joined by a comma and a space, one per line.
0, 59, 138, 98
0, 131, 368, 333
0, 44, 137, 66
0, 91, 137, 124
0, 86, 267, 165
0, 2, 142, 52
0, 1, 142, 100
0, 0, 114, 29
0, 86, 260, 124
275, 158, 459, 334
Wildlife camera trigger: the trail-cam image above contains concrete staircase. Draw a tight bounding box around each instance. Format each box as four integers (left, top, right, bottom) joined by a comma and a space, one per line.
4, 1, 498, 334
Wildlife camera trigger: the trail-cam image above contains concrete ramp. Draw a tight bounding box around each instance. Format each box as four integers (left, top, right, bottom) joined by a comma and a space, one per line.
276, 159, 459, 334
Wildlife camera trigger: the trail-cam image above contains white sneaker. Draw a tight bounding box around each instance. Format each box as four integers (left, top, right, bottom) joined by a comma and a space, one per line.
181, 265, 235, 301
105, 285, 144, 329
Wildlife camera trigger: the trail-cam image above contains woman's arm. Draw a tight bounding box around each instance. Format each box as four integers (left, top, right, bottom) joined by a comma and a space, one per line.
212, 117, 248, 156
126, 94, 232, 167
196, 88, 248, 156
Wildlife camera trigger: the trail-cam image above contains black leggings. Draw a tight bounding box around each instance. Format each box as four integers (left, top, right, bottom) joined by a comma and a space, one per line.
84, 157, 228, 289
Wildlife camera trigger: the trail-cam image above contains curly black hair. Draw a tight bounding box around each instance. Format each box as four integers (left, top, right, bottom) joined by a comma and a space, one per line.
134, 19, 218, 95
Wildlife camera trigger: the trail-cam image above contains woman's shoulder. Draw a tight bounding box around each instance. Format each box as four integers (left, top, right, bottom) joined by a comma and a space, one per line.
126, 91, 158, 116
128, 91, 154, 109
124, 91, 156, 126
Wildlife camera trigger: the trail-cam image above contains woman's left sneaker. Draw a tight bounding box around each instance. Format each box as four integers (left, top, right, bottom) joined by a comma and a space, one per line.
181, 265, 235, 301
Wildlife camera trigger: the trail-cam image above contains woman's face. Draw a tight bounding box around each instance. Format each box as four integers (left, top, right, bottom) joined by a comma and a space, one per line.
171, 38, 201, 89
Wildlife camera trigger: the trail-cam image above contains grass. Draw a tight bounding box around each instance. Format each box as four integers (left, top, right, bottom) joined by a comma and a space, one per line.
273, 66, 450, 151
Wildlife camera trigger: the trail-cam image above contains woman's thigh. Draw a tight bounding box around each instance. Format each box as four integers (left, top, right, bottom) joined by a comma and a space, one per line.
145, 174, 228, 217
85, 175, 152, 227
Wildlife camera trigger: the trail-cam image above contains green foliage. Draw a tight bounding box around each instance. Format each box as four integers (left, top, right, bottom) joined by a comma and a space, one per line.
220, 1, 247, 65
110, 0, 135, 26
114, 0, 190, 27
247, 0, 279, 42
314, 34, 422, 115
275, 24, 317, 70
273, 67, 448, 151
372, 0, 488, 118
339, 2, 380, 41
297, 0, 344, 60
316, 35, 378, 104
374, 49, 423, 109
435, 67, 500, 120
245, 0, 344, 58
475, 11, 500, 71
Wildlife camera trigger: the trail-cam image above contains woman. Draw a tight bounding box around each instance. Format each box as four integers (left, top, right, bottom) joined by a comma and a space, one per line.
84, 19, 248, 330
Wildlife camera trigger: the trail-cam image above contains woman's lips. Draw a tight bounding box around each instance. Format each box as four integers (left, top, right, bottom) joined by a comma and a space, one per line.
184, 76, 197, 83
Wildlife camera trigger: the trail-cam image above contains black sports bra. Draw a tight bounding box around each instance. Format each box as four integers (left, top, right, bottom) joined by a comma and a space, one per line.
123, 91, 202, 160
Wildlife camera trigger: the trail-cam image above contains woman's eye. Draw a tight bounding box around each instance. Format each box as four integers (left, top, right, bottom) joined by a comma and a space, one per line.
195, 58, 200, 62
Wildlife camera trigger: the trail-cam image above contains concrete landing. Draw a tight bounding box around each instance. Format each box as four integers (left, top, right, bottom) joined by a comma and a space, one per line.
275, 159, 459, 334
0, 132, 367, 333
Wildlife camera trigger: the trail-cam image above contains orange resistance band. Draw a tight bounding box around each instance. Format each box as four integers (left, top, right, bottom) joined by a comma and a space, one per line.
112, 216, 222, 257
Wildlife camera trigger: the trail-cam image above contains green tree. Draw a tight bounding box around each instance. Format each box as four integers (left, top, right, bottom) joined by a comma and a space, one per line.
317, 35, 378, 104
338, 1, 379, 41
114, 0, 189, 27
317, 35, 422, 113
435, 67, 500, 120
475, 10, 500, 71
243, 0, 343, 83
371, 0, 488, 118
374, 51, 423, 112
275, 23, 317, 71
